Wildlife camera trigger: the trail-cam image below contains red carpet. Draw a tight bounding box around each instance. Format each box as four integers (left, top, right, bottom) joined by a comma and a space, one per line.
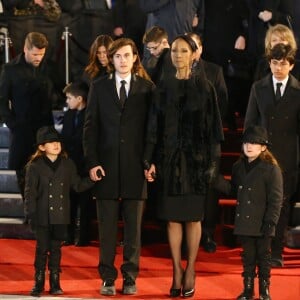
0, 239, 299, 299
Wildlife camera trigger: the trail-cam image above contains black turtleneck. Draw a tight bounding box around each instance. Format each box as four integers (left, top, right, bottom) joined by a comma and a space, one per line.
244, 156, 261, 173
43, 155, 62, 171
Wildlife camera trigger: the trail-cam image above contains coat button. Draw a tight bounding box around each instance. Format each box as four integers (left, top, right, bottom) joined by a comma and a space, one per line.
247, 201, 251, 204
50, 206, 53, 210
49, 182, 52, 186
236, 213, 240, 217
49, 195, 53, 198
59, 207, 63, 210
248, 187, 251, 191
246, 215, 250, 218
61, 183, 64, 186
238, 185, 243, 189
60, 195, 63, 199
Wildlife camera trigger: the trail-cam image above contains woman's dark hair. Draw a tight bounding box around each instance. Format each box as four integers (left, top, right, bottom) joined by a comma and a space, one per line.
85, 35, 113, 79
171, 35, 198, 52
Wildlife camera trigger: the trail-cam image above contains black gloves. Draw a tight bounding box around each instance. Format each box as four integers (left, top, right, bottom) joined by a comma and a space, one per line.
206, 143, 221, 185
205, 161, 218, 185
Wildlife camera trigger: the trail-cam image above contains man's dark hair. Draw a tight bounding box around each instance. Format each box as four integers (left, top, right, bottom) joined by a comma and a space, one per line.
24, 32, 49, 50
143, 26, 168, 44
267, 43, 296, 65
63, 81, 89, 102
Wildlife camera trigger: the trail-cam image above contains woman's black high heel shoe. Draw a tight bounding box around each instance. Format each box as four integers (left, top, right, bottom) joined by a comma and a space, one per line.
169, 269, 184, 297
169, 287, 181, 298
182, 271, 195, 298
182, 287, 195, 298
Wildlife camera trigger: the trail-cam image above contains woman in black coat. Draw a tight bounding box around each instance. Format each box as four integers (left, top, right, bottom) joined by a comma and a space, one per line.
215, 126, 283, 300
144, 35, 223, 298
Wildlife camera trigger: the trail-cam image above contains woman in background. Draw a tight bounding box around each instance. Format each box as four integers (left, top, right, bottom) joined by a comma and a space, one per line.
82, 34, 114, 85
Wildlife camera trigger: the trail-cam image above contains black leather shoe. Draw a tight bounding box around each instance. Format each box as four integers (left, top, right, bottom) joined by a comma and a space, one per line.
122, 275, 137, 295
75, 240, 90, 247
100, 279, 116, 296
271, 255, 284, 268
201, 233, 217, 253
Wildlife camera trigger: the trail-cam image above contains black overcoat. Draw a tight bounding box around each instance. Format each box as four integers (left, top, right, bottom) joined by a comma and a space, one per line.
0, 54, 54, 170
244, 74, 300, 195
215, 158, 283, 236
83, 73, 155, 200
24, 156, 94, 226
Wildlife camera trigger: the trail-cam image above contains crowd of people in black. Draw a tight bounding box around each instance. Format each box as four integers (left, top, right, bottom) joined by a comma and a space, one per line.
0, 1, 299, 299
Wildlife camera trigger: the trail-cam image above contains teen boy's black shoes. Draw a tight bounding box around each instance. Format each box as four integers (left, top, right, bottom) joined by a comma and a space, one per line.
122, 275, 137, 295
100, 279, 116, 296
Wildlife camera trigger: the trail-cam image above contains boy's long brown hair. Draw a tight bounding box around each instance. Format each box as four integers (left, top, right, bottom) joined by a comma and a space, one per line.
107, 38, 151, 81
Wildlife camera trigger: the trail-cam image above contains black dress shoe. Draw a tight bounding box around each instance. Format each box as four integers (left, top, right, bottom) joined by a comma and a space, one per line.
270, 257, 284, 268
202, 234, 217, 253
101, 279, 116, 295
75, 240, 90, 247
122, 275, 137, 295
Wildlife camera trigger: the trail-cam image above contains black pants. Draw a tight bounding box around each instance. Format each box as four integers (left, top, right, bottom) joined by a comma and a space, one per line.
33, 225, 66, 271
68, 189, 92, 243
271, 194, 292, 258
239, 235, 271, 279
96, 199, 144, 281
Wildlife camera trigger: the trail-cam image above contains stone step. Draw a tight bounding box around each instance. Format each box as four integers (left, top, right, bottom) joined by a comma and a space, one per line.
0, 217, 34, 239
0, 193, 23, 217
0, 125, 9, 148
0, 170, 20, 193
0, 148, 9, 169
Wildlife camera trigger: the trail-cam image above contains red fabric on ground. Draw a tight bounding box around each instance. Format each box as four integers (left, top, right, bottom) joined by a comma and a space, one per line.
0, 239, 299, 299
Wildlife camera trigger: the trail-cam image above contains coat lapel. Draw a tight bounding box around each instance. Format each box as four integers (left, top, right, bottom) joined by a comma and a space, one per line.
107, 73, 123, 110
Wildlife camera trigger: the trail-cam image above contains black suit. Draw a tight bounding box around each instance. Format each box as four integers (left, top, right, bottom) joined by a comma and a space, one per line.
83, 73, 154, 281
244, 73, 300, 259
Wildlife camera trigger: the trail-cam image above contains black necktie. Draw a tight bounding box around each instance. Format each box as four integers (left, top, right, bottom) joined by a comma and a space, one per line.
275, 82, 282, 102
119, 80, 127, 107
